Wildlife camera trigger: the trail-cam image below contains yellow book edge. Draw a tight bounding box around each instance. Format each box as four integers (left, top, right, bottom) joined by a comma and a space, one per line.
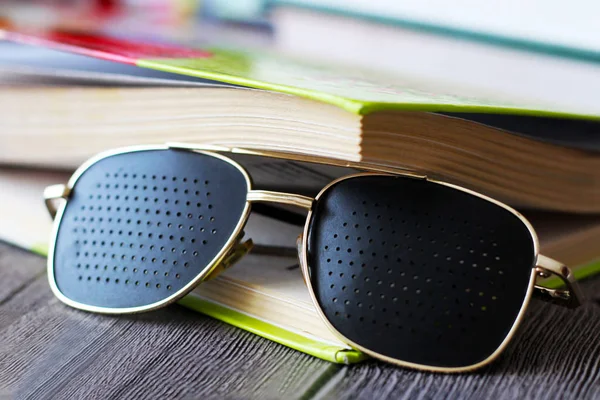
178, 294, 368, 364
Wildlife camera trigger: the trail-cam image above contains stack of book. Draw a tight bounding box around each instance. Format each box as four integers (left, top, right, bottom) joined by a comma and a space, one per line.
0, 26, 598, 363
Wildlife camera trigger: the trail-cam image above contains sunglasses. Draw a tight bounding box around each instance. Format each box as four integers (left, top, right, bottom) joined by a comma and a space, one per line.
44, 144, 583, 372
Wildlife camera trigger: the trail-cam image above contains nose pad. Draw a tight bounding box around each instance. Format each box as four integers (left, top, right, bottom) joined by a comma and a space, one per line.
204, 234, 254, 281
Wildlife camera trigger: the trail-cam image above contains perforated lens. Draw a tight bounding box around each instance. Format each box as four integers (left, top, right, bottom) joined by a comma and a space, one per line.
52, 149, 249, 310
306, 175, 535, 369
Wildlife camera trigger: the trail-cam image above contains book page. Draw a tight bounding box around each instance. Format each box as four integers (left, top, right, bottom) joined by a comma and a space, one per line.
222, 213, 312, 304
221, 254, 312, 305
0, 168, 70, 251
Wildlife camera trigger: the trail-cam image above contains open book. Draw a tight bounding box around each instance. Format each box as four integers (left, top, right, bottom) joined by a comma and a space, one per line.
2, 166, 599, 363
0, 30, 599, 213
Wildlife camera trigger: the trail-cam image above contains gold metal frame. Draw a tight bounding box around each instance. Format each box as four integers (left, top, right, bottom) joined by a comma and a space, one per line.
298, 173, 541, 373
44, 143, 583, 371
44, 144, 257, 314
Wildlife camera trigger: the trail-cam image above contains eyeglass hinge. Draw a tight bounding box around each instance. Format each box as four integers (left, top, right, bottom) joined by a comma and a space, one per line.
43, 184, 71, 219
533, 255, 584, 309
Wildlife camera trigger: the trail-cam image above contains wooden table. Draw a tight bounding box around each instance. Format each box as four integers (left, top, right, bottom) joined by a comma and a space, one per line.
1, 241, 598, 399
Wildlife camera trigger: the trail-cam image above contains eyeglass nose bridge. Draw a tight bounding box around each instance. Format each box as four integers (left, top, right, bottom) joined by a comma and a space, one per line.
246, 190, 314, 210
244, 189, 314, 266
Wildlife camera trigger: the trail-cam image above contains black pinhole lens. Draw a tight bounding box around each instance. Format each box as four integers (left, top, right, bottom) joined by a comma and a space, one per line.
307, 175, 535, 368
52, 149, 248, 309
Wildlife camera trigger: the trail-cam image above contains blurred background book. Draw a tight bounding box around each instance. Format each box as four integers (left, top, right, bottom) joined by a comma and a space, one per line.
202, 0, 600, 112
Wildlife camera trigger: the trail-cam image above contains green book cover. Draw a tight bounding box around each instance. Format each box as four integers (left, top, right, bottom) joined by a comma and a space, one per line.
3, 29, 600, 120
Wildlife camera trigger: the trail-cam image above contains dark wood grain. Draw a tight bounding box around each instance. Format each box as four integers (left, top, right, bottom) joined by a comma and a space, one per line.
0, 242, 46, 303
0, 243, 338, 400
0, 241, 599, 400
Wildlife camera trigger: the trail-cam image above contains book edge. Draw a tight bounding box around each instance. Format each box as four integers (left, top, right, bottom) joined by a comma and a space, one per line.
178, 292, 368, 364
137, 58, 600, 120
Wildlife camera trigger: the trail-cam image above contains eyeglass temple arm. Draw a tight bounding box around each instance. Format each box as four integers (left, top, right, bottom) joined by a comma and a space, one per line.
44, 184, 70, 219
534, 255, 584, 308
